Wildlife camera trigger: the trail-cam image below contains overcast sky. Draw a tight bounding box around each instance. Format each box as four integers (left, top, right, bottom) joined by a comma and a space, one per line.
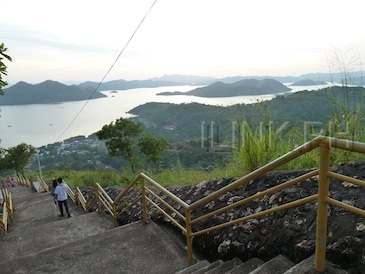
1, 0, 365, 85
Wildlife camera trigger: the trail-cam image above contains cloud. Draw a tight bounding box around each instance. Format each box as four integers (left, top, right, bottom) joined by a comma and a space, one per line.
1, 0, 365, 84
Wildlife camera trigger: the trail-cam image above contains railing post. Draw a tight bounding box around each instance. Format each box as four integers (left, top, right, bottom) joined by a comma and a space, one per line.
113, 203, 118, 227
141, 177, 148, 224
75, 190, 79, 206
185, 208, 193, 266
315, 143, 330, 272
97, 188, 102, 212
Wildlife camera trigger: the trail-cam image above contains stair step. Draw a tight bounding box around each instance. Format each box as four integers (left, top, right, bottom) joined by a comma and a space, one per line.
175, 260, 210, 274
226, 257, 265, 274
0, 211, 114, 261
3, 186, 350, 274
0, 221, 189, 274
191, 260, 224, 274
249, 255, 295, 274
10, 191, 82, 233
205, 257, 243, 274
284, 254, 349, 274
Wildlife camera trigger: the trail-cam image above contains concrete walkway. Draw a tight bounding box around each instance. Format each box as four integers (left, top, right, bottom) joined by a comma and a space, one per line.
0, 185, 190, 274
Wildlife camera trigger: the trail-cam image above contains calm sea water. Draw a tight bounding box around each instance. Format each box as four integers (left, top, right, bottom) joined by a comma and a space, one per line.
0, 83, 330, 149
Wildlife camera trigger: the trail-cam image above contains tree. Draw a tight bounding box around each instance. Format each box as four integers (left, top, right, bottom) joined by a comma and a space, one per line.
0, 147, 7, 171
0, 43, 12, 95
138, 134, 169, 169
96, 117, 144, 172
0, 43, 12, 147
1, 143, 35, 176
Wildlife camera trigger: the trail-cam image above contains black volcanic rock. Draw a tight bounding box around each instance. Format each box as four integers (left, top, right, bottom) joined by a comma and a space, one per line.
1, 80, 106, 105
79, 162, 365, 273
157, 78, 291, 97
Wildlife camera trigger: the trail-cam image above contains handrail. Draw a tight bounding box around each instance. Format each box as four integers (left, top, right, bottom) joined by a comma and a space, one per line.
1, 188, 13, 224
37, 176, 50, 192
66, 184, 76, 204
327, 171, 365, 188
16, 176, 31, 187
15, 135, 364, 272
7, 191, 13, 223
191, 169, 319, 225
81, 183, 118, 226
96, 183, 114, 205
190, 136, 321, 210
75, 187, 88, 212
91, 135, 365, 272
0, 201, 8, 233
192, 194, 319, 237
115, 186, 142, 213
0, 188, 13, 234
140, 173, 189, 209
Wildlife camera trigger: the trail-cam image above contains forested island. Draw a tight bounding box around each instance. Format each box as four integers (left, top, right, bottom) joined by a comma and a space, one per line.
0, 80, 106, 105
157, 78, 291, 97
28, 85, 365, 172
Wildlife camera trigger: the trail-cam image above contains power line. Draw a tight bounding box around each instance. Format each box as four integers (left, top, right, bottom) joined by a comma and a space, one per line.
55, 0, 158, 143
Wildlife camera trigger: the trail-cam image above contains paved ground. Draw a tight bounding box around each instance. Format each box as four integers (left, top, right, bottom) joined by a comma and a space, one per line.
0, 185, 192, 274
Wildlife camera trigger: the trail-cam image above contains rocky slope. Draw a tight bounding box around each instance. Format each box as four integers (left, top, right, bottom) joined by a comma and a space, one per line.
81, 162, 365, 273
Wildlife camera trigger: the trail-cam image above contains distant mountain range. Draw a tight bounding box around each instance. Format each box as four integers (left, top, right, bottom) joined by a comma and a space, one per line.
77, 71, 365, 89
149, 71, 365, 85
1, 71, 364, 105
78, 79, 186, 91
290, 79, 327, 86
156, 79, 291, 97
0, 80, 106, 105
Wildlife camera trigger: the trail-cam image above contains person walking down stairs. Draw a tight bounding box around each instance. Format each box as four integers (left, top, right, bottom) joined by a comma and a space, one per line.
54, 177, 71, 218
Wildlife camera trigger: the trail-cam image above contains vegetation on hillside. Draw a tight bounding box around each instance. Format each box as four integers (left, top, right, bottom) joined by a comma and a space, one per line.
96, 117, 169, 173
0, 43, 12, 95
0, 80, 106, 105
12, 84, 363, 187
1, 41, 365, 187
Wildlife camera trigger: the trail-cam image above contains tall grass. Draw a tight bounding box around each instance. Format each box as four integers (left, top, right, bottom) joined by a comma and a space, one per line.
30, 169, 135, 188
230, 86, 365, 175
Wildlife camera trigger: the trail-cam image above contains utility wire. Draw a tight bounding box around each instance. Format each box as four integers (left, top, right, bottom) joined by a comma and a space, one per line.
55, 0, 158, 143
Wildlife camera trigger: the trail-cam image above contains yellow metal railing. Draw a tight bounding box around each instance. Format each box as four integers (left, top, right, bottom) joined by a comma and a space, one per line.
87, 183, 118, 226
15, 136, 364, 271
65, 182, 89, 214
0, 201, 8, 233
0, 188, 13, 234
84, 135, 364, 272
37, 176, 50, 192
75, 187, 88, 212
16, 176, 31, 187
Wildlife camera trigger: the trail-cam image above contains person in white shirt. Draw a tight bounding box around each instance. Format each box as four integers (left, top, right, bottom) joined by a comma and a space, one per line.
54, 177, 71, 218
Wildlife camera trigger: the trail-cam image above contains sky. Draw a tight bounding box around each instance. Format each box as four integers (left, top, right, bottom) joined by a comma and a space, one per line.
1, 0, 365, 86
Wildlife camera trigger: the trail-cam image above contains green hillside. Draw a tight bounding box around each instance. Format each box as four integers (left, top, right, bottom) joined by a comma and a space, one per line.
0, 80, 106, 105
130, 86, 365, 143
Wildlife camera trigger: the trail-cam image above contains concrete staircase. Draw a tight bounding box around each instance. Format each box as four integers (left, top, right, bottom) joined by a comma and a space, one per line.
177, 255, 349, 274
0, 185, 188, 273
0, 185, 349, 274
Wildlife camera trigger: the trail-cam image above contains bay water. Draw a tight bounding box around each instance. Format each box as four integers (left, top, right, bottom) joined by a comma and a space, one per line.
0, 83, 329, 149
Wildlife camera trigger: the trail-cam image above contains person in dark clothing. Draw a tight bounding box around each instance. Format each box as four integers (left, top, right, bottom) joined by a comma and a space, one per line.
51, 178, 58, 197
